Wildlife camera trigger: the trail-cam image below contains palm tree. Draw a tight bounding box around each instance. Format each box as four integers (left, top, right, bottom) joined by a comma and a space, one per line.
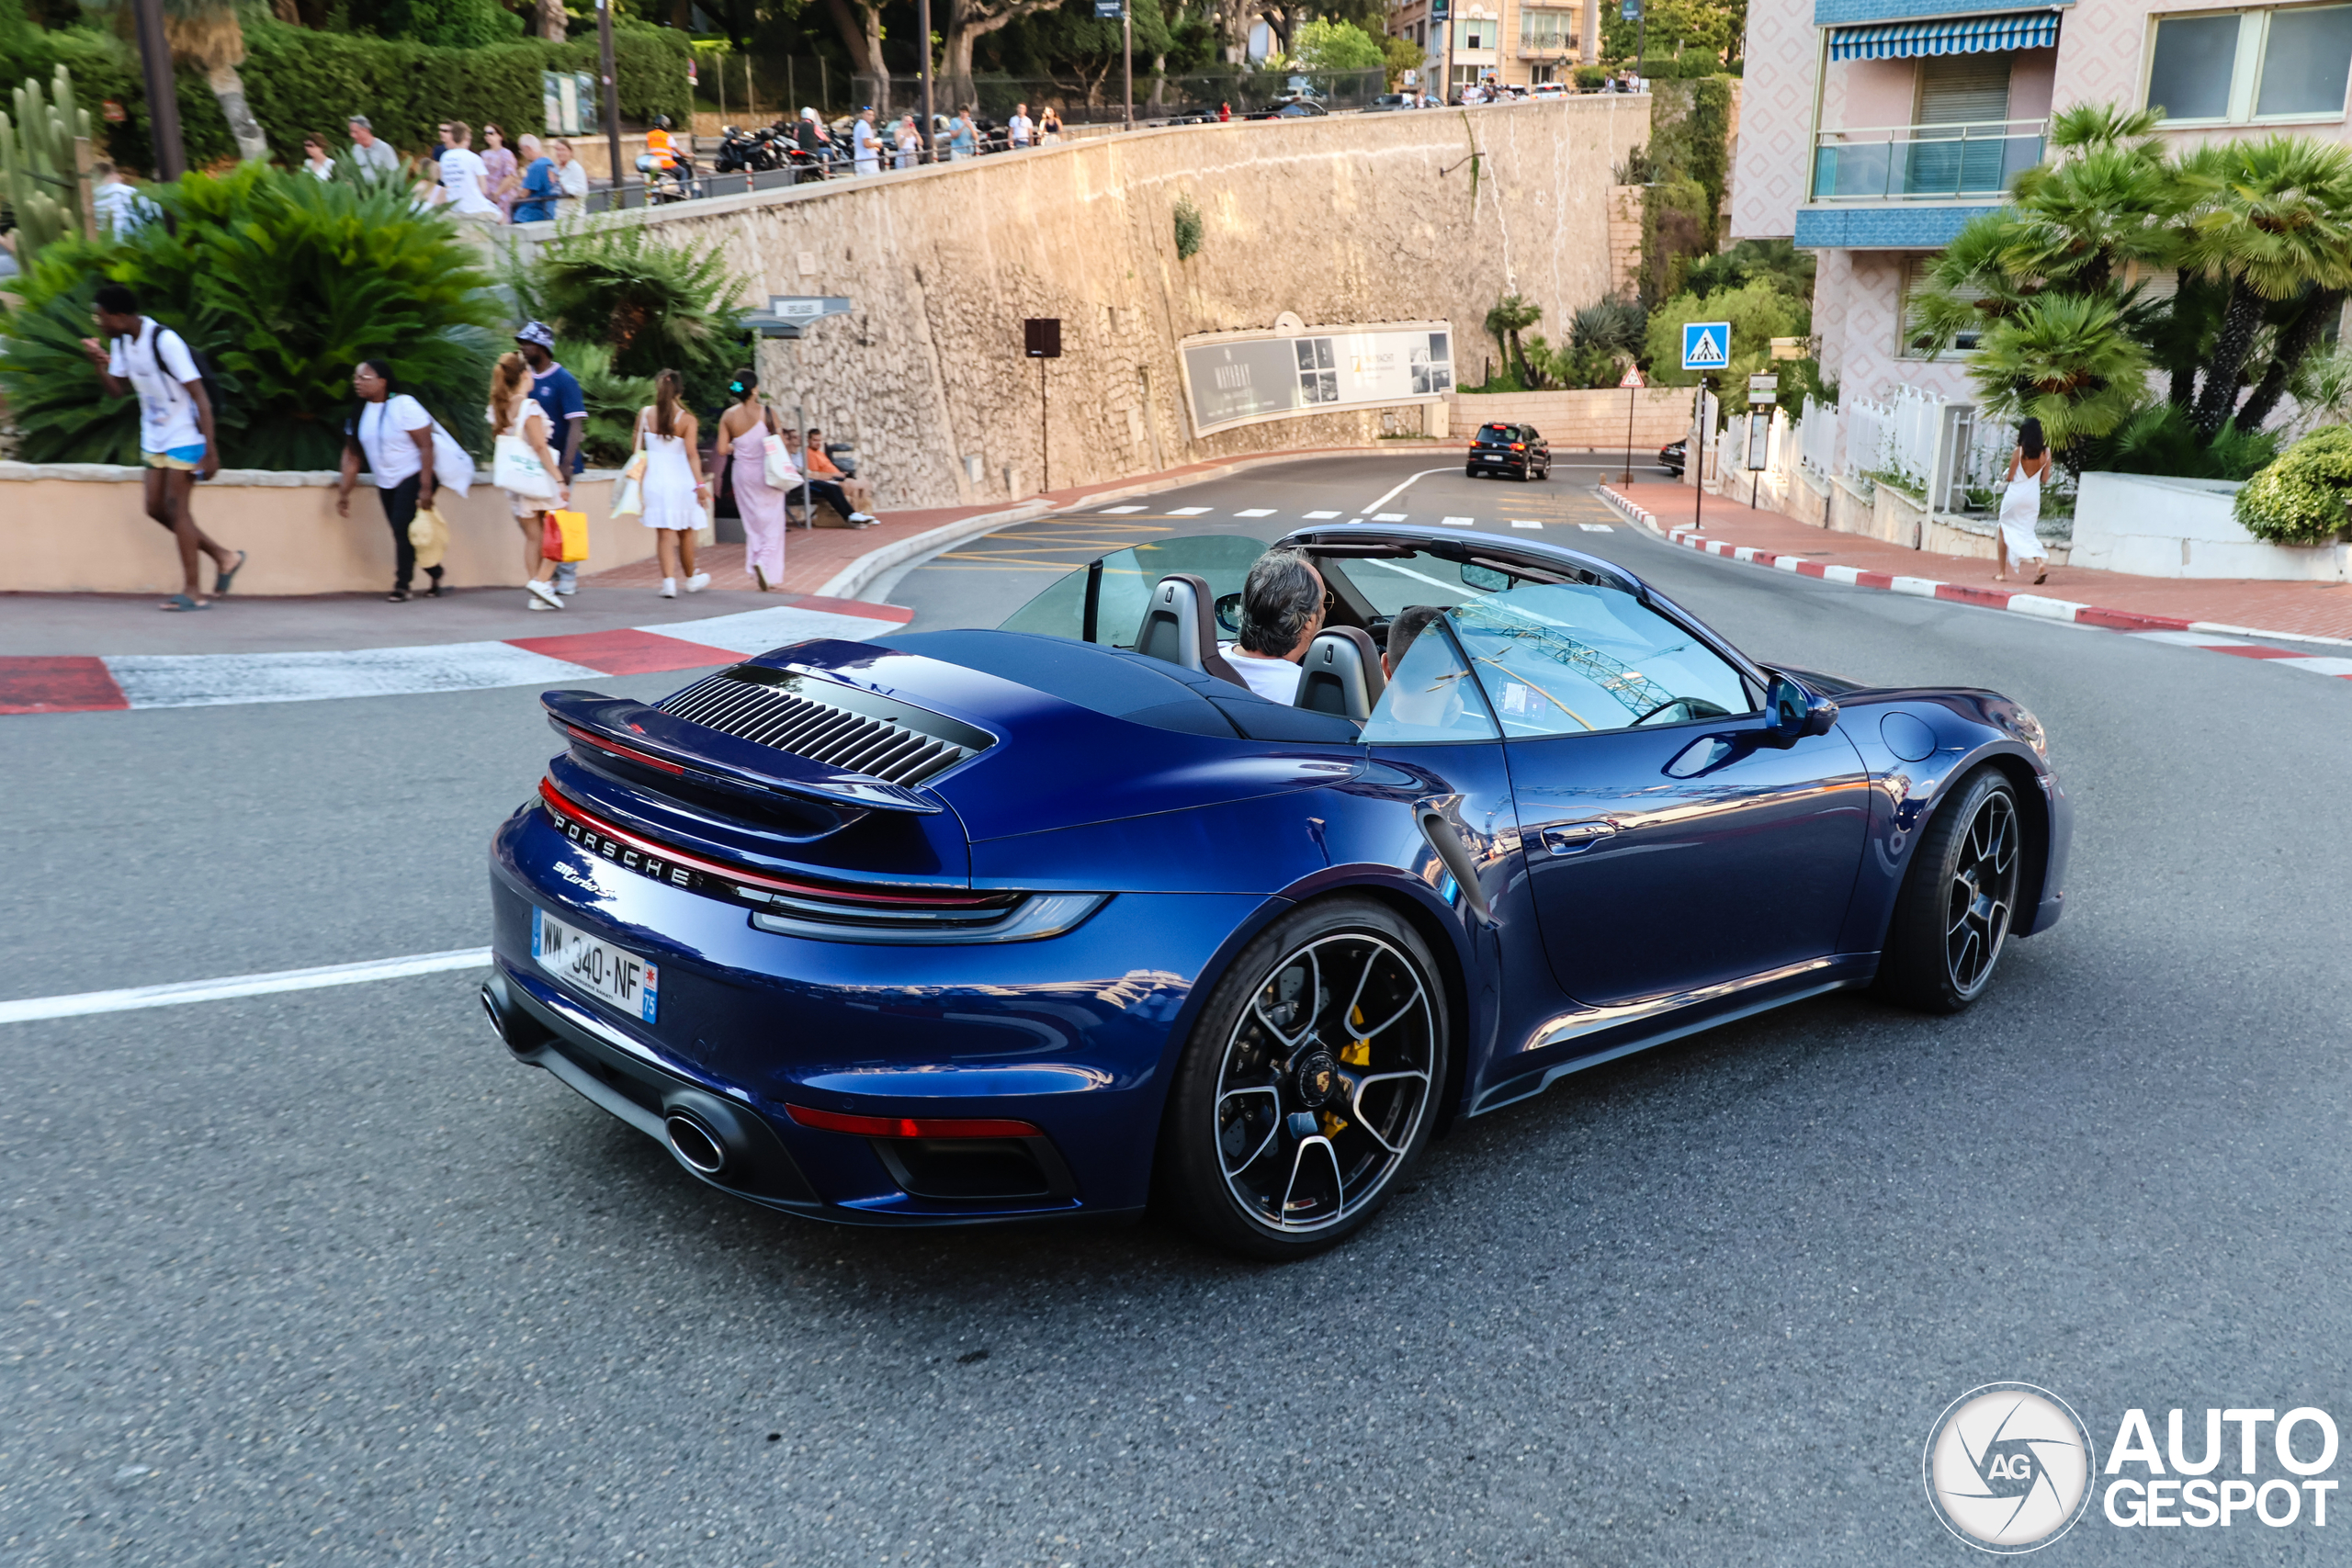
1485, 294, 1544, 386
1969, 292, 2151, 470
88, 0, 272, 164
2176, 136, 2352, 438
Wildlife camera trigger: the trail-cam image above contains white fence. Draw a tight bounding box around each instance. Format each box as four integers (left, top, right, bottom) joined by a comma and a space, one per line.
1789, 384, 2019, 510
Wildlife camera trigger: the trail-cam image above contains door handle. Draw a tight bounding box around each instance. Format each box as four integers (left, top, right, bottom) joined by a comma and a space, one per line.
1542, 819, 1617, 854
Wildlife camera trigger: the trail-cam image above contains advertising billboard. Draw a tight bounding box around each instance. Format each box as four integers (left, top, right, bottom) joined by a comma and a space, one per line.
1179, 322, 1454, 436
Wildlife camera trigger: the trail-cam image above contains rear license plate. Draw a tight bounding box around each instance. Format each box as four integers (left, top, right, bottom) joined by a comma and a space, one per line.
533, 907, 658, 1023
1482, 454, 1506, 461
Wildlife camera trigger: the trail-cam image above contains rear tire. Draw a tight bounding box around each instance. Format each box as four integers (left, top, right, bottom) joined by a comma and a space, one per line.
1875, 766, 2025, 1014
1157, 897, 1449, 1259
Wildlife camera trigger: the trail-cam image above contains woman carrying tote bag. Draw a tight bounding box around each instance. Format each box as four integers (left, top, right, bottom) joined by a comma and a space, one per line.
1996, 417, 2053, 586
487, 351, 571, 610
715, 366, 793, 592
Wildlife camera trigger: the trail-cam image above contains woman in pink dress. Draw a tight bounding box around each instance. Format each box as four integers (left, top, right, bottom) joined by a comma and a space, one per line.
714, 366, 791, 591
480, 124, 520, 221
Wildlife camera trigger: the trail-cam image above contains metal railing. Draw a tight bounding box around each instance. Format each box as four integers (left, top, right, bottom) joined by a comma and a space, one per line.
1809, 118, 2044, 202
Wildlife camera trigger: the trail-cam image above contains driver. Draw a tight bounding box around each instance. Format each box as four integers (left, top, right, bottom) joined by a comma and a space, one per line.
1221, 547, 1326, 705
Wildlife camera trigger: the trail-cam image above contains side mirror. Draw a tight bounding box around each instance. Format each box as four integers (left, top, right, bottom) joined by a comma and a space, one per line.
1213, 592, 1243, 636
1764, 672, 1839, 745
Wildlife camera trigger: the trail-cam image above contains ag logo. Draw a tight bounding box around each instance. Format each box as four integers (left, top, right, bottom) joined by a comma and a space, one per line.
1924, 1383, 2096, 1553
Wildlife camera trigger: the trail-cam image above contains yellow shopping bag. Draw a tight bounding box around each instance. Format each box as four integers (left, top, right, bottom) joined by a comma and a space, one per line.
545, 508, 592, 563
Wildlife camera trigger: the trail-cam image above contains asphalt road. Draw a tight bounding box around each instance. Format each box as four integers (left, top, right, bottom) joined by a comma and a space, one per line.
6, 453, 2349, 1566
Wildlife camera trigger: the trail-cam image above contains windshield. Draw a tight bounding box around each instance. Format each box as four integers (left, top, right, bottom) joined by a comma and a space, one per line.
1446, 582, 1754, 736
998, 534, 1270, 649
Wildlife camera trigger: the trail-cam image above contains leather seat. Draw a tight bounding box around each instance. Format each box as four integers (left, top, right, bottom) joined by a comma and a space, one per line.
1295, 626, 1385, 720
1136, 573, 1248, 689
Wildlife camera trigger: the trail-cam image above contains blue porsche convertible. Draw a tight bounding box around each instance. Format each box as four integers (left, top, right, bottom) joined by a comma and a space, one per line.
482, 524, 2068, 1257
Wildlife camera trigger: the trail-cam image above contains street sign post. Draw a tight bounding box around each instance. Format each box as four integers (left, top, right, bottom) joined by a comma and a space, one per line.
1619, 363, 1644, 483
1027, 319, 1062, 491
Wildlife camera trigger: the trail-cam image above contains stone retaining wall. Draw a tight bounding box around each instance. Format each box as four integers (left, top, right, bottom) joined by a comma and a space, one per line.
1449, 386, 1693, 448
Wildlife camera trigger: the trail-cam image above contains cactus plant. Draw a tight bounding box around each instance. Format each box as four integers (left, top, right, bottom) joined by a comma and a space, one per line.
0, 65, 94, 263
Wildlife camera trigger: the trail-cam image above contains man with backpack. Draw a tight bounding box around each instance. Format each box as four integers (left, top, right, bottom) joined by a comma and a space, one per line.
82, 282, 243, 612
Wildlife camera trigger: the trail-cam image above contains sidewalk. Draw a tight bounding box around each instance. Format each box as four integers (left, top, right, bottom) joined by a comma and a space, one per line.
1605, 482, 2352, 646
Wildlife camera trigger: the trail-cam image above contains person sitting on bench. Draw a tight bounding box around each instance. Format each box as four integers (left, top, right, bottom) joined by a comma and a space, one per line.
781, 430, 876, 525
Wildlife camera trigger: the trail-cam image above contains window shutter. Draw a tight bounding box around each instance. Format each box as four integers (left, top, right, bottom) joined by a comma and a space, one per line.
1917, 54, 2012, 125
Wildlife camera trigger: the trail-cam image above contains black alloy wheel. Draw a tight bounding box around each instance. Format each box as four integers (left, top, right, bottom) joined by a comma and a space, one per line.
1876, 766, 2025, 1013
1159, 897, 1447, 1258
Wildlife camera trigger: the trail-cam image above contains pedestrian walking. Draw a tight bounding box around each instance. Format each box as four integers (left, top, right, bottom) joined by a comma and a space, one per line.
512, 134, 558, 222
1007, 102, 1034, 149
300, 133, 334, 181
432, 122, 500, 221
1039, 106, 1063, 144
852, 107, 882, 175
83, 283, 243, 612
335, 360, 444, 603
480, 123, 520, 221
347, 115, 401, 181
91, 163, 154, 238
1996, 419, 2053, 586
633, 369, 711, 598
550, 139, 590, 209
716, 367, 790, 591
514, 321, 587, 594
1217, 102, 1231, 122
488, 351, 571, 611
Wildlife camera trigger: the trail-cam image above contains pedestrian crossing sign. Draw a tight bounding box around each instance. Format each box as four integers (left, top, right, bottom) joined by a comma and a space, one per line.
1681, 321, 1730, 370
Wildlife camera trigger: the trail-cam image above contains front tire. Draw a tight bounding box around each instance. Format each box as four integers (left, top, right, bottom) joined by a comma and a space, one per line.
1158, 897, 1449, 1258
1876, 766, 2024, 1013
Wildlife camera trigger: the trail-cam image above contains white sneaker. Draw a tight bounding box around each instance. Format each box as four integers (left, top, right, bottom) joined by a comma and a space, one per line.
526, 579, 564, 610
660, 577, 678, 598
684, 572, 711, 593
848, 512, 877, 525
526, 598, 557, 611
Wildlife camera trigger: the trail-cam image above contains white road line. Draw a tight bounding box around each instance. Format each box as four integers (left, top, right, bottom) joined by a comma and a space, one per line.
107, 643, 602, 709
1361, 467, 1457, 515
1440, 516, 1475, 526
1096, 504, 1148, 513
1236, 508, 1279, 517
1301, 510, 1341, 519
1578, 523, 1614, 532
1167, 506, 1213, 515
2135, 630, 2257, 647
0, 948, 492, 1026
1510, 520, 1544, 529
1373, 512, 1408, 522
2280, 656, 2352, 676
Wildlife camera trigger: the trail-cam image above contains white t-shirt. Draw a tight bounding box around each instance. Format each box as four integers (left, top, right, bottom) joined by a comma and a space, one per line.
852, 119, 881, 164
107, 320, 203, 453
437, 147, 499, 215
1223, 647, 1303, 705
1008, 113, 1034, 145
359, 394, 435, 488
556, 159, 589, 199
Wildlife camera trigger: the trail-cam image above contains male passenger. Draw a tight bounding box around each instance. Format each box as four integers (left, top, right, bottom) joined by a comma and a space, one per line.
1220, 547, 1326, 705
514, 321, 586, 591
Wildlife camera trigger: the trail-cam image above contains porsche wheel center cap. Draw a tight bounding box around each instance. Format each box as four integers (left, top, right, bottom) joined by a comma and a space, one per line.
1293, 1051, 1340, 1109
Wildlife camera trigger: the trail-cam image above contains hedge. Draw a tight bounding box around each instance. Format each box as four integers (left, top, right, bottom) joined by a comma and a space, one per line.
1, 17, 692, 175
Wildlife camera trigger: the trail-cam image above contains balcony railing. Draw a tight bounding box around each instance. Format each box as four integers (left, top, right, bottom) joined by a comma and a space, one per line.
1810, 118, 2045, 202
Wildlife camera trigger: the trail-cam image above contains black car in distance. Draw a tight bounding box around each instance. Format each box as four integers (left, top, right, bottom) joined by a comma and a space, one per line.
1467, 422, 1552, 480
1659, 438, 1688, 477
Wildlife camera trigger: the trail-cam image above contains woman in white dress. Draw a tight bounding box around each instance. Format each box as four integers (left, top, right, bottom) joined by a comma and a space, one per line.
1996, 417, 2052, 586
634, 368, 711, 597
489, 351, 571, 611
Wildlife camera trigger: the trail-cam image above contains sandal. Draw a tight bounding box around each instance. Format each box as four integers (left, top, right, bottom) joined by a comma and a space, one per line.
2033, 567, 2048, 585
160, 592, 209, 612
212, 549, 247, 595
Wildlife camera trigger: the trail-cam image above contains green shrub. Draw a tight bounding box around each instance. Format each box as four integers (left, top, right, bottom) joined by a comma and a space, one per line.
0, 164, 503, 468
2096, 402, 2280, 481
1172, 193, 1203, 261
557, 337, 655, 467
2233, 425, 2352, 545
1573, 65, 1610, 91
514, 220, 748, 414
1644, 279, 1805, 412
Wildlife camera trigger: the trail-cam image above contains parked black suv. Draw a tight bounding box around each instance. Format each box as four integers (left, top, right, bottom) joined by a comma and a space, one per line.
1466, 422, 1552, 480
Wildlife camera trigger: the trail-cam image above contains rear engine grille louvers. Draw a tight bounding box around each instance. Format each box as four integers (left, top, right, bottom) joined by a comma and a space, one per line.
657, 667, 992, 789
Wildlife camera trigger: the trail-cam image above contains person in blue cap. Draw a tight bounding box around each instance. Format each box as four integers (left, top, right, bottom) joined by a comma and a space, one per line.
514, 321, 587, 593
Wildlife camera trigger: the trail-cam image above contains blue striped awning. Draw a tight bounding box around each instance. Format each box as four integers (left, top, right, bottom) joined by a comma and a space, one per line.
1828, 10, 2059, 57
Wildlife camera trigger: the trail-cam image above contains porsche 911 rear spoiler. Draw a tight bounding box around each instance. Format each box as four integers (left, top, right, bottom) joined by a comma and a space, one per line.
542, 690, 945, 815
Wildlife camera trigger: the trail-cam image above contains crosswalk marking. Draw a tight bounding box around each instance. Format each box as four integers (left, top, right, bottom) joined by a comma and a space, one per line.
1167, 506, 1213, 516
1235, 508, 1278, 517
1579, 523, 1615, 532
1373, 512, 1408, 522
1441, 516, 1475, 526
1302, 510, 1341, 519
1510, 520, 1543, 529
1097, 504, 1148, 513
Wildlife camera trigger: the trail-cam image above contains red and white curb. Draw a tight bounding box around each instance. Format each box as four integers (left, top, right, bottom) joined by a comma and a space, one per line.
1598, 487, 2352, 680
0, 598, 911, 716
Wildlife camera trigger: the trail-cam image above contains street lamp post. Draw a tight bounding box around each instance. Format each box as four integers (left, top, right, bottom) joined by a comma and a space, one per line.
130, 0, 184, 181
1124, 0, 1134, 131
919, 0, 936, 162
596, 0, 623, 205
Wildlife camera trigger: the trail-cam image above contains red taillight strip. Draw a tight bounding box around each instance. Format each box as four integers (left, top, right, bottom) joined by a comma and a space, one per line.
786, 1103, 1041, 1140
564, 723, 685, 776
537, 777, 1007, 908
